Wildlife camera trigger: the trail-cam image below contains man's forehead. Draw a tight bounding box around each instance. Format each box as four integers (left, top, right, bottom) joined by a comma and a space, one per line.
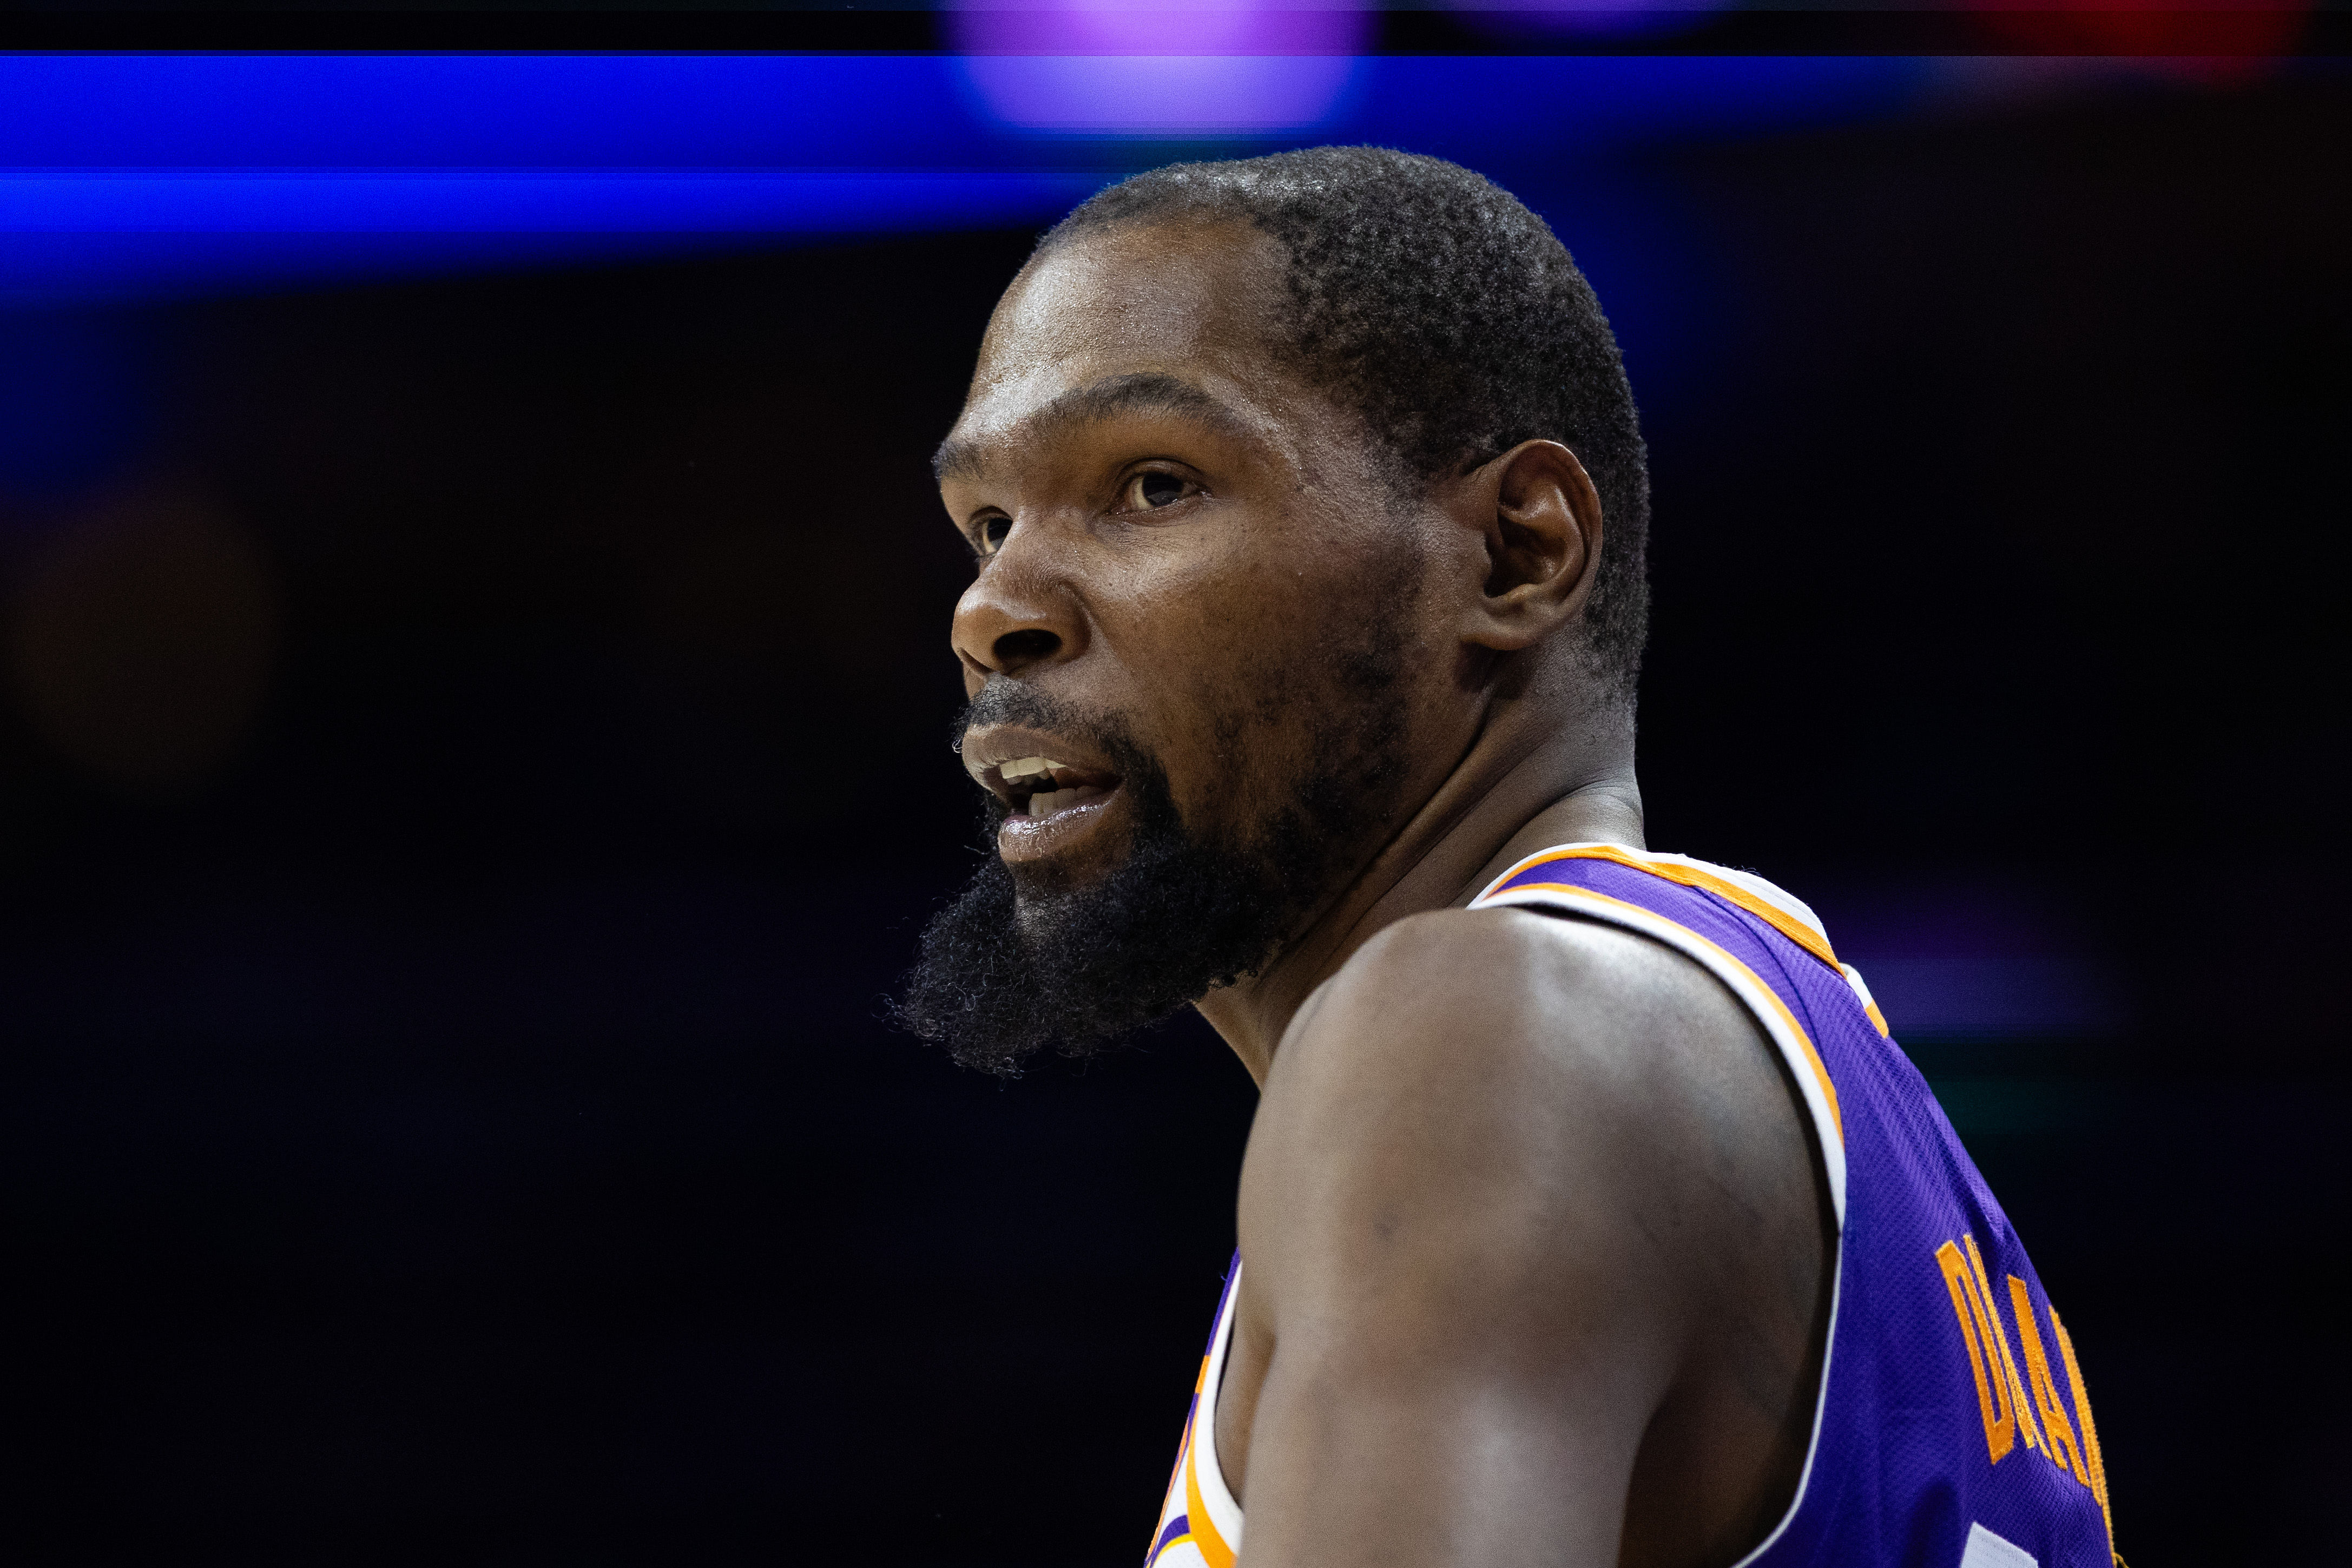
936, 229, 1301, 484
934, 371, 1261, 484
984, 219, 1281, 371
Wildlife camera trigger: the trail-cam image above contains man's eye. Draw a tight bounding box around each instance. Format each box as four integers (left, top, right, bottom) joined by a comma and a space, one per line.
1123, 471, 1190, 510
974, 515, 1012, 556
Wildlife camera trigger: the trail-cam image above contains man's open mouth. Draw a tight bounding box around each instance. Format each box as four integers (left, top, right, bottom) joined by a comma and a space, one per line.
995, 755, 1120, 822
960, 723, 1131, 860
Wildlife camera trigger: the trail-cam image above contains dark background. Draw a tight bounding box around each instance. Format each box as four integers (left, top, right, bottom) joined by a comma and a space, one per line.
3, 69, 2344, 1564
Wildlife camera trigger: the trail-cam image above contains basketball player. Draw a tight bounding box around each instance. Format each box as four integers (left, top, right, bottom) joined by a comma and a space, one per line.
900, 149, 2119, 1568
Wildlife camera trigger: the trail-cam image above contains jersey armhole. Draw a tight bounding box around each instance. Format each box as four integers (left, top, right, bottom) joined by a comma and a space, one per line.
1471, 885, 1846, 1568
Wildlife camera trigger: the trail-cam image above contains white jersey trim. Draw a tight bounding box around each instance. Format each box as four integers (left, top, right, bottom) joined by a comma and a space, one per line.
1958, 1521, 2040, 1568
1474, 842, 1832, 954
1191, 1263, 1246, 1552
1473, 880, 1849, 1222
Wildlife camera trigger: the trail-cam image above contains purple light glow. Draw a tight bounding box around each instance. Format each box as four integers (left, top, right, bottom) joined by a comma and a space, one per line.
1444, 1, 1732, 43
949, 2, 1372, 134
947, 2, 1373, 56
1810, 878, 2129, 1043
958, 53, 1364, 134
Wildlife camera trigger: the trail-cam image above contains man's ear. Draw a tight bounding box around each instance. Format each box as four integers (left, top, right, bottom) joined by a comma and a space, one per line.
1458, 439, 1603, 653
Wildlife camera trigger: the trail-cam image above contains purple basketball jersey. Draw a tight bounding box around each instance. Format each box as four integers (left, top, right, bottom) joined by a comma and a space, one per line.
1148, 845, 2119, 1568
1475, 847, 2119, 1566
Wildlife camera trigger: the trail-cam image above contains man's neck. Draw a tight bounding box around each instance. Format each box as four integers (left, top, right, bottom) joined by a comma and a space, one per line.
1196, 717, 1644, 1085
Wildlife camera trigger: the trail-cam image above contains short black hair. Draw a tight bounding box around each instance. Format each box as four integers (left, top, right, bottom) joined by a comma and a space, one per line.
1038, 146, 1650, 700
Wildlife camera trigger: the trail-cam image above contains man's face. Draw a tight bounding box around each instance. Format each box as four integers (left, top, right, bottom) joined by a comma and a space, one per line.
899, 220, 1456, 1066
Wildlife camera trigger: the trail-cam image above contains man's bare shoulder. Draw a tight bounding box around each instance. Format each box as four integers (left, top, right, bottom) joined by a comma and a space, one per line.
1299, 900, 1753, 1059
1238, 902, 1808, 1338
1255, 904, 1783, 1179
1218, 904, 1827, 1550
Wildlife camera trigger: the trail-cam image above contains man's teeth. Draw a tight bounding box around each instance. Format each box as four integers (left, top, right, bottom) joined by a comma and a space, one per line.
1000, 756, 1065, 787
1000, 756, 1108, 819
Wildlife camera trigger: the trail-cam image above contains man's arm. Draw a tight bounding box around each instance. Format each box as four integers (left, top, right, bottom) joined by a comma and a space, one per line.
1222, 907, 1829, 1568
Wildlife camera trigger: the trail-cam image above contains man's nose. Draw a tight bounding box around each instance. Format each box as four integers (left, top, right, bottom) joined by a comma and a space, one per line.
951, 525, 1085, 682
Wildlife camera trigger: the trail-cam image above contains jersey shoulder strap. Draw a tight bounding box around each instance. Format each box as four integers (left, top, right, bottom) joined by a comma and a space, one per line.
1470, 841, 1866, 1222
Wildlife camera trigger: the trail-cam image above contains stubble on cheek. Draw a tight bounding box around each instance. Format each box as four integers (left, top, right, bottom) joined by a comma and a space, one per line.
1181, 566, 1422, 872
1156, 635, 1311, 851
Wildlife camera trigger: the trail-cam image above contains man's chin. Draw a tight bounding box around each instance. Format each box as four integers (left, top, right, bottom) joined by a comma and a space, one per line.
1009, 890, 1064, 946
904, 665, 1408, 1069
898, 807, 1294, 1071
1007, 855, 1134, 946
1003, 846, 1110, 904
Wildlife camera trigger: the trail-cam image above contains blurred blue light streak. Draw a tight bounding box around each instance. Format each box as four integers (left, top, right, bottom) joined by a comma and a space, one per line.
0, 54, 990, 169
0, 173, 1104, 301
1, 173, 1112, 232
2, 52, 1963, 303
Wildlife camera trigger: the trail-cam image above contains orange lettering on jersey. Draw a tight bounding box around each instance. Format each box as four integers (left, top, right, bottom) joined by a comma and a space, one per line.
2052, 1308, 2118, 1558
1965, 1234, 2044, 1454
1935, 1240, 2015, 1462
2007, 1275, 2087, 1482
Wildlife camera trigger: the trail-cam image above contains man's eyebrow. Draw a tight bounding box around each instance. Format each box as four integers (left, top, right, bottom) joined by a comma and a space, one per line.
931, 372, 1257, 483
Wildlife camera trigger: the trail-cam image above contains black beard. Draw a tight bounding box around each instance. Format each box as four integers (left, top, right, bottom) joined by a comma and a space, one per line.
893, 641, 1408, 1075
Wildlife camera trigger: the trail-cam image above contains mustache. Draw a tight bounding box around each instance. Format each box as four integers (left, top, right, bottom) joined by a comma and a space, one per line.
951, 681, 1158, 784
